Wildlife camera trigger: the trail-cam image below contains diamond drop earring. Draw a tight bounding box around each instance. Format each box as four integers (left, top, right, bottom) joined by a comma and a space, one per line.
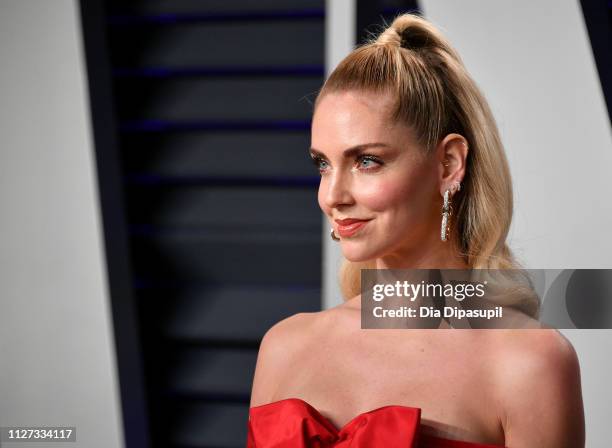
440, 181, 461, 241
440, 189, 452, 241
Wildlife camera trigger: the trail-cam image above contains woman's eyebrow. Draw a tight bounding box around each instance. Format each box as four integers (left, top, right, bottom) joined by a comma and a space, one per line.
309, 142, 391, 158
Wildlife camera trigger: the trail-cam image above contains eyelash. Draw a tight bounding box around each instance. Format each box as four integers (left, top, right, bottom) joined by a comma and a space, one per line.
310, 155, 383, 174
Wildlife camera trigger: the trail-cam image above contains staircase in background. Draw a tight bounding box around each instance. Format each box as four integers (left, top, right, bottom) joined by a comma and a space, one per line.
103, 1, 325, 446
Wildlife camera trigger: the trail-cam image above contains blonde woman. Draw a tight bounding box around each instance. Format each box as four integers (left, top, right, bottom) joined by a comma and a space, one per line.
247, 13, 584, 448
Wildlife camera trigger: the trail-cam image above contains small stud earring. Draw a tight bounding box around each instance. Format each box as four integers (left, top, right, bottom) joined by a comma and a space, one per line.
330, 228, 340, 241
450, 180, 462, 195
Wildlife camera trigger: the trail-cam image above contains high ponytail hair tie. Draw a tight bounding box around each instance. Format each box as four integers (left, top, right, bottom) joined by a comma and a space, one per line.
375, 16, 437, 52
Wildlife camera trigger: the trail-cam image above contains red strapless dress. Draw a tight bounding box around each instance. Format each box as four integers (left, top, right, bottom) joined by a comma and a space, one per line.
247, 398, 505, 447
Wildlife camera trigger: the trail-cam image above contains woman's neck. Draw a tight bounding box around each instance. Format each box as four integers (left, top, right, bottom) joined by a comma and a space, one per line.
375, 233, 468, 270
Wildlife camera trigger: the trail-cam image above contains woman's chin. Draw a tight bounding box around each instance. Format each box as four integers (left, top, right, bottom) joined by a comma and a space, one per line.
340, 245, 378, 263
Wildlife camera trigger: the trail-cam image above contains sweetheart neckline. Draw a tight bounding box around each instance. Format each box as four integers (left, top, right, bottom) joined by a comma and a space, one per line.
249, 397, 506, 447
251, 397, 419, 432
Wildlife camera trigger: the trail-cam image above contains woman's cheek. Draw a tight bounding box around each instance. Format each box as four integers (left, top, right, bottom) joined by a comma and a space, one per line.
356, 177, 410, 211
317, 187, 324, 212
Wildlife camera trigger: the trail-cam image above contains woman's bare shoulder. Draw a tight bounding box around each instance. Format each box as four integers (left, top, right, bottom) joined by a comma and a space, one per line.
255, 307, 346, 355
249, 311, 325, 407
490, 329, 579, 375
264, 311, 320, 346
489, 329, 584, 447
488, 329, 580, 393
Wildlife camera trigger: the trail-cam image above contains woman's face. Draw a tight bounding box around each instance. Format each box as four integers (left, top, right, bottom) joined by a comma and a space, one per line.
310, 90, 441, 262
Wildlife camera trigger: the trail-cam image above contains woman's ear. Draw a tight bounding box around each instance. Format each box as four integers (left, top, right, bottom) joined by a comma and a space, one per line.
436, 133, 469, 196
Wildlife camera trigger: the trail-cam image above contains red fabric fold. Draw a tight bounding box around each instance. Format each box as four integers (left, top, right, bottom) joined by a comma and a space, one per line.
247, 398, 504, 448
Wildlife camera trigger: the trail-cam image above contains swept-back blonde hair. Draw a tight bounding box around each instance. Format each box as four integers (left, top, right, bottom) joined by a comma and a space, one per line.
315, 14, 537, 316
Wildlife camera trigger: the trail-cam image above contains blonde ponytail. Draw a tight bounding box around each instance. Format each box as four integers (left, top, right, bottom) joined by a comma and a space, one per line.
315, 13, 537, 316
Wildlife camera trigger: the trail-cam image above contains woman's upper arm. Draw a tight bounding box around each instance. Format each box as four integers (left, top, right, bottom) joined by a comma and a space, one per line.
500, 330, 585, 448
249, 312, 310, 408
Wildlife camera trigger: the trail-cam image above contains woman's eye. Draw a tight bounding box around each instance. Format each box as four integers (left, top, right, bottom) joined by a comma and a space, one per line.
357, 155, 382, 170
310, 155, 382, 174
311, 156, 329, 173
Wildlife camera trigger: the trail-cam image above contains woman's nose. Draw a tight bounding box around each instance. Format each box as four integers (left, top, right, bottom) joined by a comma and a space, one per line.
323, 170, 354, 209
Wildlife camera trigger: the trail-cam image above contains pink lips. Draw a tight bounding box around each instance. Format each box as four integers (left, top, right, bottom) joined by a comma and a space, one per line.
334, 218, 371, 238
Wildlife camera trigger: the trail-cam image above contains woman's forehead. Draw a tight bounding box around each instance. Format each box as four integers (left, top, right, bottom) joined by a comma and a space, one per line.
312, 91, 414, 150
